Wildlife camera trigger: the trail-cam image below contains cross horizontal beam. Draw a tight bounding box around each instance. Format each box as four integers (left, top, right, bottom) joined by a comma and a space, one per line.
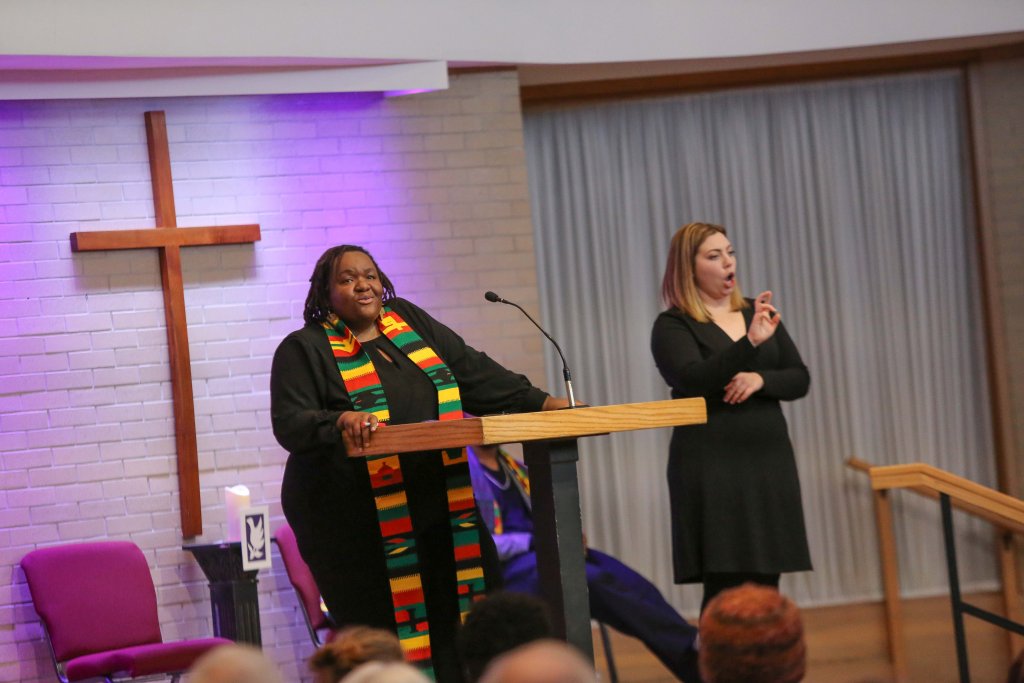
71, 225, 261, 252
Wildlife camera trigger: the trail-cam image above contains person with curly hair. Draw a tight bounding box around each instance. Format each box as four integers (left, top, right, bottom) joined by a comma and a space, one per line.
456, 590, 553, 683
272, 245, 571, 683
698, 583, 805, 683
310, 626, 405, 683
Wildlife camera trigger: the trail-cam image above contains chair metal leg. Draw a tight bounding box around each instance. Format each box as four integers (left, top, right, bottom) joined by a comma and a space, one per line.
597, 621, 619, 683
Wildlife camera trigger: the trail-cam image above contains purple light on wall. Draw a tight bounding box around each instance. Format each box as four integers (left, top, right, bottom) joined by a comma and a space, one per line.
233, 90, 445, 303
383, 88, 438, 98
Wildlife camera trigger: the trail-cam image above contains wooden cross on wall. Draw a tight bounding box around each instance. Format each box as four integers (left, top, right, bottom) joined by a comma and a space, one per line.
70, 111, 261, 538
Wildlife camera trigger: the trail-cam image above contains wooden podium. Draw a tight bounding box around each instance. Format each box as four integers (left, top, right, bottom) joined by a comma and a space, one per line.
344, 398, 706, 661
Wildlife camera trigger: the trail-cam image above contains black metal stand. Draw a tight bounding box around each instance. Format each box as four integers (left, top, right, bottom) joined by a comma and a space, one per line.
523, 438, 594, 663
597, 621, 620, 683
940, 493, 1024, 683
183, 541, 262, 647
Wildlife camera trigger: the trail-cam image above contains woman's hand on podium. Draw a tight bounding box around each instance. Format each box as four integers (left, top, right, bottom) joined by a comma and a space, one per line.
337, 410, 381, 450
541, 396, 587, 410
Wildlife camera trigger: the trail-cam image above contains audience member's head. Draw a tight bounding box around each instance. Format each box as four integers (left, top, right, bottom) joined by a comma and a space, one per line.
699, 583, 805, 683
340, 661, 431, 683
187, 643, 285, 683
478, 639, 597, 683
457, 591, 554, 683
310, 625, 406, 683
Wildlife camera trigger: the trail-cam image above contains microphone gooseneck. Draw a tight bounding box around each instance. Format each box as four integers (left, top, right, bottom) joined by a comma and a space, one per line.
483, 290, 576, 408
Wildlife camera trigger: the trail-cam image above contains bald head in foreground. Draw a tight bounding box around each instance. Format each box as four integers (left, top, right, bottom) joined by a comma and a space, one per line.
478, 639, 597, 683
188, 643, 285, 683
341, 661, 432, 683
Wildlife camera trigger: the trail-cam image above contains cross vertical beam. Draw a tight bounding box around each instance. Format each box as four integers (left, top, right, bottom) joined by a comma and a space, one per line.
70, 111, 261, 538
149, 112, 200, 538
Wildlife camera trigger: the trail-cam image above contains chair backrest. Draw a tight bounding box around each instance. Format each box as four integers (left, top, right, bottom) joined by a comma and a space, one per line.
20, 541, 163, 662
274, 524, 331, 635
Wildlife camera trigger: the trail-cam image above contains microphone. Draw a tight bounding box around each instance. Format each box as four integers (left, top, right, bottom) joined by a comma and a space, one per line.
484, 291, 576, 408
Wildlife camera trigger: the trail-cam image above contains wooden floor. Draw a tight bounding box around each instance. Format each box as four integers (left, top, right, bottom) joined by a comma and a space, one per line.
590, 592, 1016, 682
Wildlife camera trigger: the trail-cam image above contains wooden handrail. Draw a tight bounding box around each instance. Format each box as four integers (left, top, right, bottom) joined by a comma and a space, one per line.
862, 461, 1024, 534
847, 457, 872, 473
847, 458, 1023, 679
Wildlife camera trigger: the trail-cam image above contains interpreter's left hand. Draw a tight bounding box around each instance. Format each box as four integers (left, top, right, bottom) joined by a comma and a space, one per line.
723, 372, 765, 405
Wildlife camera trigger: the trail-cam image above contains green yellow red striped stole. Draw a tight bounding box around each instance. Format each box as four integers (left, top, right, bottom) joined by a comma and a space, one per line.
322, 307, 487, 678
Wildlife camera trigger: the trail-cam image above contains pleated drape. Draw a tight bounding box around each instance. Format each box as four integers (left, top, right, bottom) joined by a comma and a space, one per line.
522, 70, 998, 611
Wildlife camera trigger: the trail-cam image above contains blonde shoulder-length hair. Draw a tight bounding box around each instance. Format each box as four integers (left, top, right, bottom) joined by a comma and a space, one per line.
660, 221, 748, 323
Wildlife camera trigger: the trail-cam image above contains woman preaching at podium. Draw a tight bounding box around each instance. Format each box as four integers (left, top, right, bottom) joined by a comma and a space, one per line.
651, 222, 812, 612
270, 245, 568, 683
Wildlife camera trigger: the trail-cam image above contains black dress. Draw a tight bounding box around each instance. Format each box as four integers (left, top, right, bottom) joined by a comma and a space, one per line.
650, 303, 812, 583
271, 298, 549, 682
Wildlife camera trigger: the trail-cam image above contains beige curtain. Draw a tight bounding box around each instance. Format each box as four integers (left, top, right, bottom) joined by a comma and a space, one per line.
522, 70, 997, 613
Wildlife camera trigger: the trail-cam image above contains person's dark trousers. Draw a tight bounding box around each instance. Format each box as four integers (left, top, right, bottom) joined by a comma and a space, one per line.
700, 571, 780, 614
504, 548, 701, 682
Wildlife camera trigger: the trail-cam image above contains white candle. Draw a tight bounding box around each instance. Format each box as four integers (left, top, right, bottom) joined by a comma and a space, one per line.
224, 485, 251, 542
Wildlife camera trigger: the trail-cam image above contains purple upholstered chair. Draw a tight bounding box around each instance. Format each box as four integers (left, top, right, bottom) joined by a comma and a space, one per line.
273, 523, 336, 647
20, 541, 230, 683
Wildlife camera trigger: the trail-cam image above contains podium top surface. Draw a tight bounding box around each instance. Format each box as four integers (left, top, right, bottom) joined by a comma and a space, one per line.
343, 397, 706, 457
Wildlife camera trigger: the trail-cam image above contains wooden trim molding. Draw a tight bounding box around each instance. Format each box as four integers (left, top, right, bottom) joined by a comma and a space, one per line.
520, 40, 1024, 106
964, 63, 1019, 499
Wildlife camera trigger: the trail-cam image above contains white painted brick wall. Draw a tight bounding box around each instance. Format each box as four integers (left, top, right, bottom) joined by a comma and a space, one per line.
0, 69, 547, 683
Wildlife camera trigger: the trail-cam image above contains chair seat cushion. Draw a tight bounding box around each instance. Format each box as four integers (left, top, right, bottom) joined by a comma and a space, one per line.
64, 637, 231, 681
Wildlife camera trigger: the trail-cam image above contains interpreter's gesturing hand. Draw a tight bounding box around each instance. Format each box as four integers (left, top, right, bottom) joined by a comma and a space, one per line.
747, 290, 780, 347
723, 372, 765, 405
337, 410, 380, 450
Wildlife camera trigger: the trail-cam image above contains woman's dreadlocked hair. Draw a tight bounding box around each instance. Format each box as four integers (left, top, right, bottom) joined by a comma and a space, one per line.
302, 245, 396, 325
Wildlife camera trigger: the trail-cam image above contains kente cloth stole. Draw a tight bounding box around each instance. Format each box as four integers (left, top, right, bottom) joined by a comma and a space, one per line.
323, 307, 487, 678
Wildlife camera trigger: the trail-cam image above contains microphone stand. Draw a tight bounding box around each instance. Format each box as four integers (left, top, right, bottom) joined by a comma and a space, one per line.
484, 291, 576, 408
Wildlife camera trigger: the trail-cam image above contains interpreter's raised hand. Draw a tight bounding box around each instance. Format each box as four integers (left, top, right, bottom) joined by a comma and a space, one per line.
337, 410, 380, 450
723, 372, 765, 405
747, 290, 780, 347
